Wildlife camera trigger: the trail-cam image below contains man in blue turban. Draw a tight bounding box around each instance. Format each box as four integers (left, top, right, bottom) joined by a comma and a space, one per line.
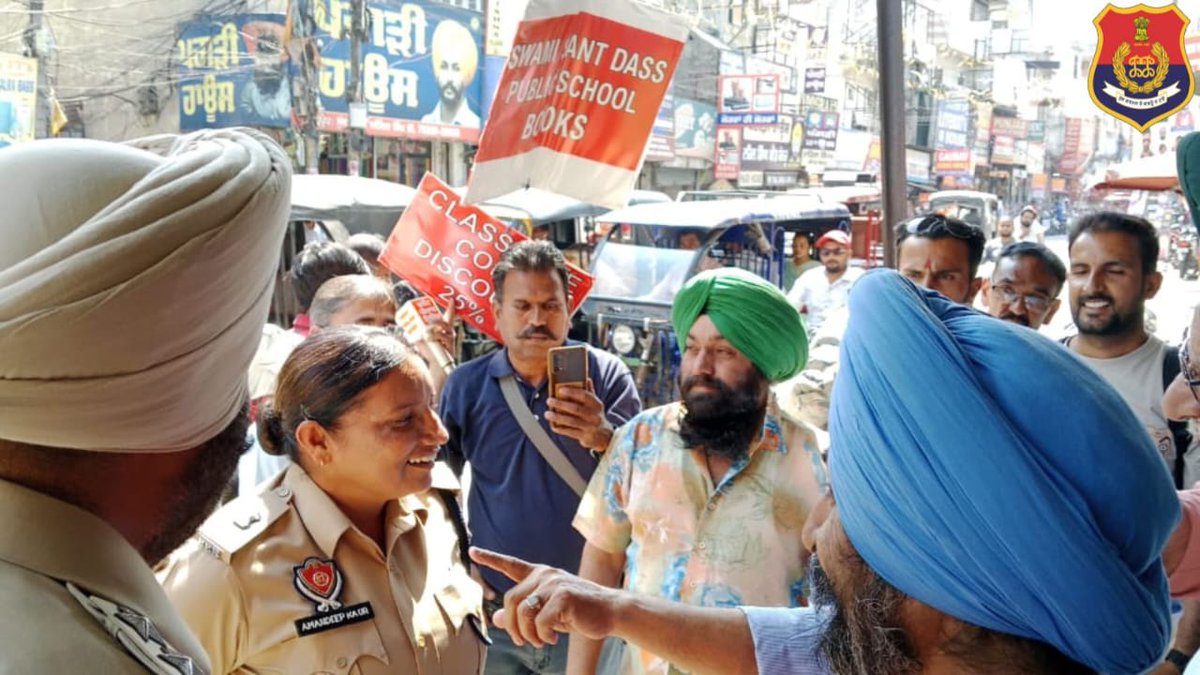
468, 269, 1180, 675
813, 269, 1178, 674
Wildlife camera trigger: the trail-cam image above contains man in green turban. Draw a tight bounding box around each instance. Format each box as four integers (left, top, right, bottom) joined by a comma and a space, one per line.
568, 268, 821, 674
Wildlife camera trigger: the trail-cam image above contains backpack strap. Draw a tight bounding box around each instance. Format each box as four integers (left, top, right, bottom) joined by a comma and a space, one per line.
1165, 345, 1192, 489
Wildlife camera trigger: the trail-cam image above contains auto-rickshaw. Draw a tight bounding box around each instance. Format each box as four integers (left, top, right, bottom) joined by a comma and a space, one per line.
928, 189, 1002, 239
477, 188, 670, 268
583, 197, 851, 405
789, 185, 884, 263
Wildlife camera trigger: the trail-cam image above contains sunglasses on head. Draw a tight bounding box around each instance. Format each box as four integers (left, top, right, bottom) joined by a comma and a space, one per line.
901, 214, 976, 241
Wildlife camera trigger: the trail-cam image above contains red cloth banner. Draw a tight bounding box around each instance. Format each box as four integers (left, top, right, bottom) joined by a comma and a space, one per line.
381, 173, 594, 344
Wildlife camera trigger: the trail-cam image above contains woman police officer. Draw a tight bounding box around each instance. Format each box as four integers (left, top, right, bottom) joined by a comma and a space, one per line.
159, 326, 487, 674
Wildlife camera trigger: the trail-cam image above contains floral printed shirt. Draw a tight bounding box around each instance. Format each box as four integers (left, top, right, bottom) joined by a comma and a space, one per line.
573, 395, 827, 675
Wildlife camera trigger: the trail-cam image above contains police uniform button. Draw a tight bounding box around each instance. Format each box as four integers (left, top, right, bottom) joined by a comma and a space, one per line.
336, 657, 348, 668
417, 635, 427, 648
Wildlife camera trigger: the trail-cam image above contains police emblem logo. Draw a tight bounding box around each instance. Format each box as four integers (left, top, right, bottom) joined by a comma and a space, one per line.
291, 557, 374, 637
1090, 4, 1196, 132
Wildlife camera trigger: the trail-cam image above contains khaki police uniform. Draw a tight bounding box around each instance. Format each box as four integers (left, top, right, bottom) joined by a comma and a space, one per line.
159, 464, 486, 675
0, 477, 212, 674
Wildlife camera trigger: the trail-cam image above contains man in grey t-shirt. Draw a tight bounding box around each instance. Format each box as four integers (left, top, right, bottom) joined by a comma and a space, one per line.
1067, 211, 1198, 673
1065, 212, 1176, 463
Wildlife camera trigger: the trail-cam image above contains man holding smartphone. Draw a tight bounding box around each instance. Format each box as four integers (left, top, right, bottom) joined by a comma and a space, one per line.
439, 241, 641, 675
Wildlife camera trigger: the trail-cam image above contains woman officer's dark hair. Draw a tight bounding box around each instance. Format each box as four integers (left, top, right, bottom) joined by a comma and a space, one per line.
257, 326, 416, 460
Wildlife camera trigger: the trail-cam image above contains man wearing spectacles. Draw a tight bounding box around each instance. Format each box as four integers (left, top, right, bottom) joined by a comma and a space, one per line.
981, 242, 1065, 331
785, 230, 862, 336
896, 214, 987, 305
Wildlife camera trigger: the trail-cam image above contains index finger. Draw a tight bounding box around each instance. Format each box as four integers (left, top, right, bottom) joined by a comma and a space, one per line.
469, 547, 535, 583
441, 294, 457, 324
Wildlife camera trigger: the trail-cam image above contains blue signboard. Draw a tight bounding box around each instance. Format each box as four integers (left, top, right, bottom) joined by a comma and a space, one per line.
177, 14, 292, 130
934, 99, 970, 150
314, 0, 485, 141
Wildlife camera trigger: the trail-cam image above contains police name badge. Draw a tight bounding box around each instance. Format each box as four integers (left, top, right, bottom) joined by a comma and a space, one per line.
1089, 4, 1195, 132
292, 557, 375, 637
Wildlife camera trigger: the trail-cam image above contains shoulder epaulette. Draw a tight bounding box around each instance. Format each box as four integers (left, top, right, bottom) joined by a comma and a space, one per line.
196, 484, 294, 562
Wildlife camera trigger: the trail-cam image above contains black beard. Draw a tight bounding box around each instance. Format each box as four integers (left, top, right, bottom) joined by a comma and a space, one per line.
1073, 295, 1142, 337
255, 71, 284, 96
141, 404, 251, 565
678, 371, 767, 460
811, 554, 921, 675
440, 83, 463, 105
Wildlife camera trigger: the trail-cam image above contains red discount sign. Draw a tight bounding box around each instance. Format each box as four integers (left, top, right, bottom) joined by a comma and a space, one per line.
466, 0, 687, 209
380, 173, 594, 344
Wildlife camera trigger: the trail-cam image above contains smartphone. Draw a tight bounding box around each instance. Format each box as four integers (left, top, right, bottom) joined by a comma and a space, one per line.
547, 345, 589, 398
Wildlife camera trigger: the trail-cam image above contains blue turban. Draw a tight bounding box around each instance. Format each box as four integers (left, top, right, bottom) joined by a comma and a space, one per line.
829, 270, 1179, 673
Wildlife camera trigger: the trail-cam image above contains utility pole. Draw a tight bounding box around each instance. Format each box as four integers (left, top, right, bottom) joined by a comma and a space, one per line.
876, 0, 907, 268
346, 0, 365, 177
293, 0, 321, 174
24, 0, 50, 139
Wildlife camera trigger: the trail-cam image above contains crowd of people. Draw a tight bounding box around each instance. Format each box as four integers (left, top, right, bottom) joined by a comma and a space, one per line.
2, 128, 1200, 675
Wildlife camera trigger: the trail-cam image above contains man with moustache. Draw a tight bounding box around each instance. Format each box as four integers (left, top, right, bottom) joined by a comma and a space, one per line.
0, 129, 291, 671
1065, 212, 1189, 479
787, 230, 861, 336
439, 241, 640, 675
981, 241, 1065, 331
568, 268, 822, 675
782, 214, 985, 429
469, 270, 1179, 675
421, 19, 481, 128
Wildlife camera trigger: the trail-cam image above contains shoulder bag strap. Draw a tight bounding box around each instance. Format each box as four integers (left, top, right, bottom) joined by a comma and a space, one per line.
498, 375, 588, 497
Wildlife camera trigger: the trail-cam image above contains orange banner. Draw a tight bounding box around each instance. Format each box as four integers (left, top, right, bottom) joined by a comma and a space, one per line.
381, 174, 594, 344
467, 0, 688, 209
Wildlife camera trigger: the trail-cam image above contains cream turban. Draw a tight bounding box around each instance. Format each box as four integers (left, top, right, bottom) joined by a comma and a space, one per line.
0, 129, 292, 452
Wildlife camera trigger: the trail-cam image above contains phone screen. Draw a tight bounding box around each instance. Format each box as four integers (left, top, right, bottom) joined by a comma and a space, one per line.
548, 346, 589, 398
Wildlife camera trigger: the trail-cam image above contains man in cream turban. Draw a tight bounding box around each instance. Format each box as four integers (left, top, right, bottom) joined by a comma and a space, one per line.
470, 269, 1179, 675
569, 267, 825, 674
0, 129, 291, 673
421, 18, 480, 127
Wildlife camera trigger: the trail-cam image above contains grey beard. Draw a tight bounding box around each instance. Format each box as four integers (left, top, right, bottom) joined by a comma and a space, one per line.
810, 554, 921, 675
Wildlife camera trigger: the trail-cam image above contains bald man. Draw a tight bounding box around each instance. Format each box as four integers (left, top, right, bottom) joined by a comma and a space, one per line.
0, 130, 291, 672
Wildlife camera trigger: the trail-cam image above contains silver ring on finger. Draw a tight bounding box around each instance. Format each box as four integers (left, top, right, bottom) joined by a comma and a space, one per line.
525, 593, 542, 610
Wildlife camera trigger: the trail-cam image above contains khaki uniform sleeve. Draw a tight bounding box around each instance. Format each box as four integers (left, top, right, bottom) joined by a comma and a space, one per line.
573, 420, 636, 555
157, 539, 247, 673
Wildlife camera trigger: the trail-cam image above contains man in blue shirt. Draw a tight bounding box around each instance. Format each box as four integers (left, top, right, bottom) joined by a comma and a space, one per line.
439, 241, 640, 675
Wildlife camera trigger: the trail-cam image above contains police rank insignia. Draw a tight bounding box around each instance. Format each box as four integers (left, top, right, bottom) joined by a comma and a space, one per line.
292, 557, 374, 637
1089, 4, 1195, 132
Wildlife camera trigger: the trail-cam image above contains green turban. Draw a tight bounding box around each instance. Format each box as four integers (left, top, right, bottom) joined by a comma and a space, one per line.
671, 267, 808, 381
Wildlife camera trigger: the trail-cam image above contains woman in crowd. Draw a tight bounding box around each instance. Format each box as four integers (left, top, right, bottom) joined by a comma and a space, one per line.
160, 326, 487, 674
